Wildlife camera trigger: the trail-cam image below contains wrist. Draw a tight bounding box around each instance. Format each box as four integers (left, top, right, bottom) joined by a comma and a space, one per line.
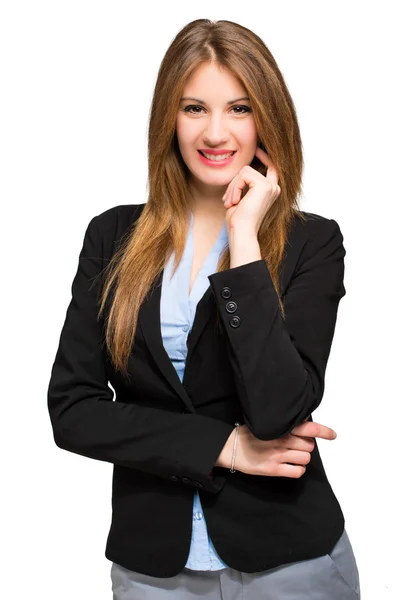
228, 227, 258, 243
229, 232, 261, 269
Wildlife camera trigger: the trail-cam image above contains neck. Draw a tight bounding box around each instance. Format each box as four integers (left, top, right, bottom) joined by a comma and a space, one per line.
188, 179, 227, 221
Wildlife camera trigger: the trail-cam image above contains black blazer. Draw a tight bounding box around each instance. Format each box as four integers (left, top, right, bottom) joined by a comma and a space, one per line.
47, 203, 347, 578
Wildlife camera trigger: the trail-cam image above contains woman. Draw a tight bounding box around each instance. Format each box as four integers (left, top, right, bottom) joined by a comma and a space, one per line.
47, 18, 361, 599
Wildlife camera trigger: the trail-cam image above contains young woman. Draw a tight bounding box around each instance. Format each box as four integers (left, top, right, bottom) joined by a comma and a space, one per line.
47, 18, 361, 599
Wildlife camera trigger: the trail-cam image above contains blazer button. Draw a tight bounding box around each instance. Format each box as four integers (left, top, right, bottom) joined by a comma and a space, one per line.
170, 475, 179, 481
221, 287, 232, 299
182, 477, 191, 484
229, 316, 241, 328
225, 301, 237, 313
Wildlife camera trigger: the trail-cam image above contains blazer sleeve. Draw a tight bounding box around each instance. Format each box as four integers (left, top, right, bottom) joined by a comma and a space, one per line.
207, 217, 346, 441
47, 215, 234, 494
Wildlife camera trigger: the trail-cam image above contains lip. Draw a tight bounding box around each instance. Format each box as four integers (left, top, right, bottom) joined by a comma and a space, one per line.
197, 150, 236, 167
198, 149, 236, 155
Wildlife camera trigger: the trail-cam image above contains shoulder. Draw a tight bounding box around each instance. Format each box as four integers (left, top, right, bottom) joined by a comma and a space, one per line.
289, 210, 344, 251
97, 202, 146, 239
84, 203, 146, 261
292, 210, 343, 239
286, 211, 345, 274
94, 203, 145, 235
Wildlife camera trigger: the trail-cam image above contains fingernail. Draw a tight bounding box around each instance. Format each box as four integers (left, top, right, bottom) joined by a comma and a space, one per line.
332, 431, 337, 439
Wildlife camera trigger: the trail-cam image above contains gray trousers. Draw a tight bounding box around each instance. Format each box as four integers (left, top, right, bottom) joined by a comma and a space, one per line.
111, 528, 360, 599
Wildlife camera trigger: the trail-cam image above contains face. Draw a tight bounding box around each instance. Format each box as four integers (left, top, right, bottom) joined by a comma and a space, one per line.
175, 62, 258, 200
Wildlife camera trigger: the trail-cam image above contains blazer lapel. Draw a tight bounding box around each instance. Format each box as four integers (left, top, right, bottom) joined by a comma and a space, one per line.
138, 269, 214, 413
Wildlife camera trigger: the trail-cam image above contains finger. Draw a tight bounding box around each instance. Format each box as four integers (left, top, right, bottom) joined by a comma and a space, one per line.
228, 167, 258, 206
231, 175, 246, 205
291, 422, 336, 440
255, 146, 280, 187
282, 449, 312, 466
274, 463, 306, 479
224, 173, 242, 206
223, 171, 240, 199
285, 435, 315, 452
291, 421, 337, 440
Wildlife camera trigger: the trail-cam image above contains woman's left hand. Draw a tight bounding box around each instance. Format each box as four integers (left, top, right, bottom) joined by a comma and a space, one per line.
222, 146, 281, 234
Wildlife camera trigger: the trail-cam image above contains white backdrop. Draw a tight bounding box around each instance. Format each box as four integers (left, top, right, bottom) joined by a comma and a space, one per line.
1, 1, 409, 598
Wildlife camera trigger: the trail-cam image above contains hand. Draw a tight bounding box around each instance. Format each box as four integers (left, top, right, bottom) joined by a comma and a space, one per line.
218, 419, 337, 478
222, 146, 281, 235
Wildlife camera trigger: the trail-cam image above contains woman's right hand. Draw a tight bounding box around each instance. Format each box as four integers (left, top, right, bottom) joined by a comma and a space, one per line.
217, 420, 337, 478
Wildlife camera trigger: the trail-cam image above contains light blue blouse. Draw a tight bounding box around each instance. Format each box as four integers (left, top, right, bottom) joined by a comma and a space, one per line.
160, 210, 229, 571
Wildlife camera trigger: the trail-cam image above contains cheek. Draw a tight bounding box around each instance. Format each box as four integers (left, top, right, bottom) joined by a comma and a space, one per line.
235, 122, 258, 149
175, 116, 184, 143
245, 123, 259, 145
176, 122, 196, 153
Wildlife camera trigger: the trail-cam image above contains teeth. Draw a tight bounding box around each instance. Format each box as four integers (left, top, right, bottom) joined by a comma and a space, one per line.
202, 151, 234, 161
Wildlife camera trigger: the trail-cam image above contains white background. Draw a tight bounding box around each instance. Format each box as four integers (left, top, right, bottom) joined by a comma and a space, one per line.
1, 1, 410, 598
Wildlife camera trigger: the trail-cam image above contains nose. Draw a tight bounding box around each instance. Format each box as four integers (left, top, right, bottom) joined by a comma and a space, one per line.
202, 113, 230, 145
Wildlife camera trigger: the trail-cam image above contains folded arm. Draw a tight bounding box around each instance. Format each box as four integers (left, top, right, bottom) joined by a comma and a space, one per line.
208, 217, 346, 441
47, 215, 233, 493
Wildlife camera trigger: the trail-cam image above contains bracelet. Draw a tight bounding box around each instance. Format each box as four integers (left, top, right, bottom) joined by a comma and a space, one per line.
230, 422, 240, 473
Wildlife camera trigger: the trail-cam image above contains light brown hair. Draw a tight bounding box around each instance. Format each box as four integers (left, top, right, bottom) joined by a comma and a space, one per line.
97, 19, 307, 378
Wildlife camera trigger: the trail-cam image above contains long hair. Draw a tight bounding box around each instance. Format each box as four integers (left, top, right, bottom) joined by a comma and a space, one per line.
97, 19, 307, 379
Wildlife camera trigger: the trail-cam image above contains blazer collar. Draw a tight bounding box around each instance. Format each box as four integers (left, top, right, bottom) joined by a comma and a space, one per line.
138, 268, 213, 413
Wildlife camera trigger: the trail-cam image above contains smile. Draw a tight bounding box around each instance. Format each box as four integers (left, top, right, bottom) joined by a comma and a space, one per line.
197, 150, 236, 166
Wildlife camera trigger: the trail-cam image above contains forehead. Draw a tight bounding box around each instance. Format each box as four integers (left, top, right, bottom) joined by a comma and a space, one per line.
181, 63, 247, 99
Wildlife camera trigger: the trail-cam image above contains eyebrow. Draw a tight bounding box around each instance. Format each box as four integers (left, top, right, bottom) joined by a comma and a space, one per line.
180, 96, 250, 105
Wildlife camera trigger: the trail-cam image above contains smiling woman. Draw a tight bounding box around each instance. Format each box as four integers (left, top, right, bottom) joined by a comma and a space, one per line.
47, 17, 360, 600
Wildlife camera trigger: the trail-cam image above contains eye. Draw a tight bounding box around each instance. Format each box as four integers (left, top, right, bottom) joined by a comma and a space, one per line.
183, 105, 251, 115
183, 105, 203, 114
231, 105, 251, 114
